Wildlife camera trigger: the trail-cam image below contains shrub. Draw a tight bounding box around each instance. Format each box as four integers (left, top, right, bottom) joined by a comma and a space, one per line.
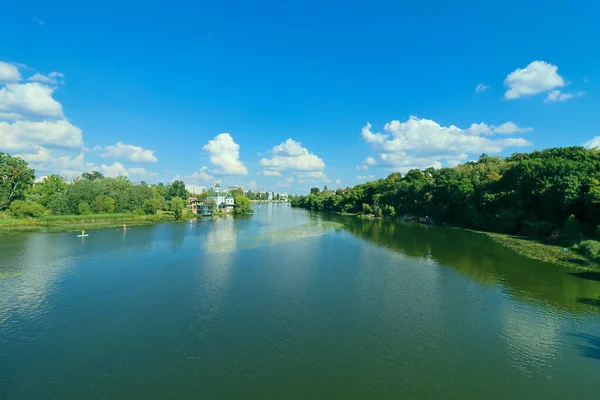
10, 200, 45, 218
77, 202, 92, 215
133, 208, 145, 216
572, 240, 600, 262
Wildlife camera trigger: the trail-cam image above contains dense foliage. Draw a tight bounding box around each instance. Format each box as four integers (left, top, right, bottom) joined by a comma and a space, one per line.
292, 147, 600, 240
0, 152, 194, 219
1, 152, 35, 210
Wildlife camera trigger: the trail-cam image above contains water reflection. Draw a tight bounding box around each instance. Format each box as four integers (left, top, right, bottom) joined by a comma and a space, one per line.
0, 234, 77, 326
501, 302, 561, 375
321, 213, 600, 314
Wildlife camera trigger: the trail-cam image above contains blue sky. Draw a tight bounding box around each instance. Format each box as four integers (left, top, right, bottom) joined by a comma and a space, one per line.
1, 0, 598, 193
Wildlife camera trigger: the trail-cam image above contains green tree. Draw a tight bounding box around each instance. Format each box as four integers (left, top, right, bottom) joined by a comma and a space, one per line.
103, 196, 116, 213
10, 200, 45, 218
0, 153, 35, 209
166, 180, 187, 200
81, 171, 105, 181
142, 198, 161, 215
78, 202, 92, 215
232, 192, 253, 214
170, 196, 185, 219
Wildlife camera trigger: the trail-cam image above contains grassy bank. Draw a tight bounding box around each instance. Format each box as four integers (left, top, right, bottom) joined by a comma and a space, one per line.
476, 230, 600, 271
0, 212, 175, 234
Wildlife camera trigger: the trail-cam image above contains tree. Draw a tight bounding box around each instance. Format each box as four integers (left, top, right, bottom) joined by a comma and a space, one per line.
232, 192, 253, 214
78, 202, 92, 215
0, 153, 35, 210
10, 200, 45, 218
142, 198, 161, 215
103, 196, 116, 213
166, 180, 187, 200
170, 196, 185, 219
310, 187, 321, 195
81, 171, 105, 181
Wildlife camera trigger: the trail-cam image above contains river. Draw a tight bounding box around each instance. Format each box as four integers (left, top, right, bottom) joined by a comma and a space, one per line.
1, 204, 600, 399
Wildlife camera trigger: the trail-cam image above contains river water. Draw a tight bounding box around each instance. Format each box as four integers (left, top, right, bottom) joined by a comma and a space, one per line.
1, 204, 600, 399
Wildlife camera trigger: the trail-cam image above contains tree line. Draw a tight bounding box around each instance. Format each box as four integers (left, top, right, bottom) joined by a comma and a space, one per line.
291, 147, 600, 244
1, 152, 191, 219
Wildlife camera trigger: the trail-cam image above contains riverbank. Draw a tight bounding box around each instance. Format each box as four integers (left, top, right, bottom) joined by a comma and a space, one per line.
333, 210, 600, 271
0, 212, 176, 234
464, 229, 600, 271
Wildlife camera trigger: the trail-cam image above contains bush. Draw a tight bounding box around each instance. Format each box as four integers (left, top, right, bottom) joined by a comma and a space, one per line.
78, 202, 92, 215
133, 208, 145, 216
572, 240, 600, 262
10, 200, 45, 218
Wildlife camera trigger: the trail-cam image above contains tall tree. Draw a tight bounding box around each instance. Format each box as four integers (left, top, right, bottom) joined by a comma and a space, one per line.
0, 153, 35, 210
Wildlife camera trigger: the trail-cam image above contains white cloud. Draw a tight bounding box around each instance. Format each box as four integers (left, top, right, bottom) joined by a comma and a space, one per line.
475, 83, 490, 93
584, 137, 600, 149
262, 170, 282, 176
247, 180, 258, 189
99, 142, 158, 163
361, 116, 532, 172
504, 61, 564, 100
0, 62, 92, 180
0, 119, 83, 152
294, 171, 326, 179
27, 72, 64, 85
357, 175, 375, 181
493, 122, 533, 134
361, 122, 388, 143
357, 156, 377, 170
544, 90, 573, 103
99, 162, 154, 178
260, 139, 325, 173
0, 62, 21, 83
335, 179, 342, 185
202, 133, 248, 175
0, 82, 64, 120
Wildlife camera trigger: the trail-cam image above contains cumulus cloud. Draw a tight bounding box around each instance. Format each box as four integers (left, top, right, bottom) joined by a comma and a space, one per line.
260, 139, 326, 173
493, 122, 533, 134
0, 62, 21, 83
202, 133, 248, 175
335, 179, 342, 185
0, 119, 83, 152
0, 82, 64, 120
17, 146, 96, 179
247, 180, 258, 189
361, 116, 532, 172
99, 142, 158, 163
99, 162, 155, 178
584, 137, 600, 149
357, 156, 377, 170
0, 62, 91, 180
475, 83, 490, 93
504, 61, 565, 100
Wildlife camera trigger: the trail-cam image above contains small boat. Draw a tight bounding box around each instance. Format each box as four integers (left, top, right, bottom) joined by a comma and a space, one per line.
77, 234, 89, 237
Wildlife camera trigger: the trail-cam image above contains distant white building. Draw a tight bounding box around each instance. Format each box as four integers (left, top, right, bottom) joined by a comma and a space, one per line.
208, 183, 235, 211
268, 191, 273, 201
34, 175, 49, 183
186, 184, 206, 195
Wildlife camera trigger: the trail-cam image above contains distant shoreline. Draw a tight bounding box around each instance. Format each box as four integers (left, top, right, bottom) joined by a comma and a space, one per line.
0, 214, 175, 234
